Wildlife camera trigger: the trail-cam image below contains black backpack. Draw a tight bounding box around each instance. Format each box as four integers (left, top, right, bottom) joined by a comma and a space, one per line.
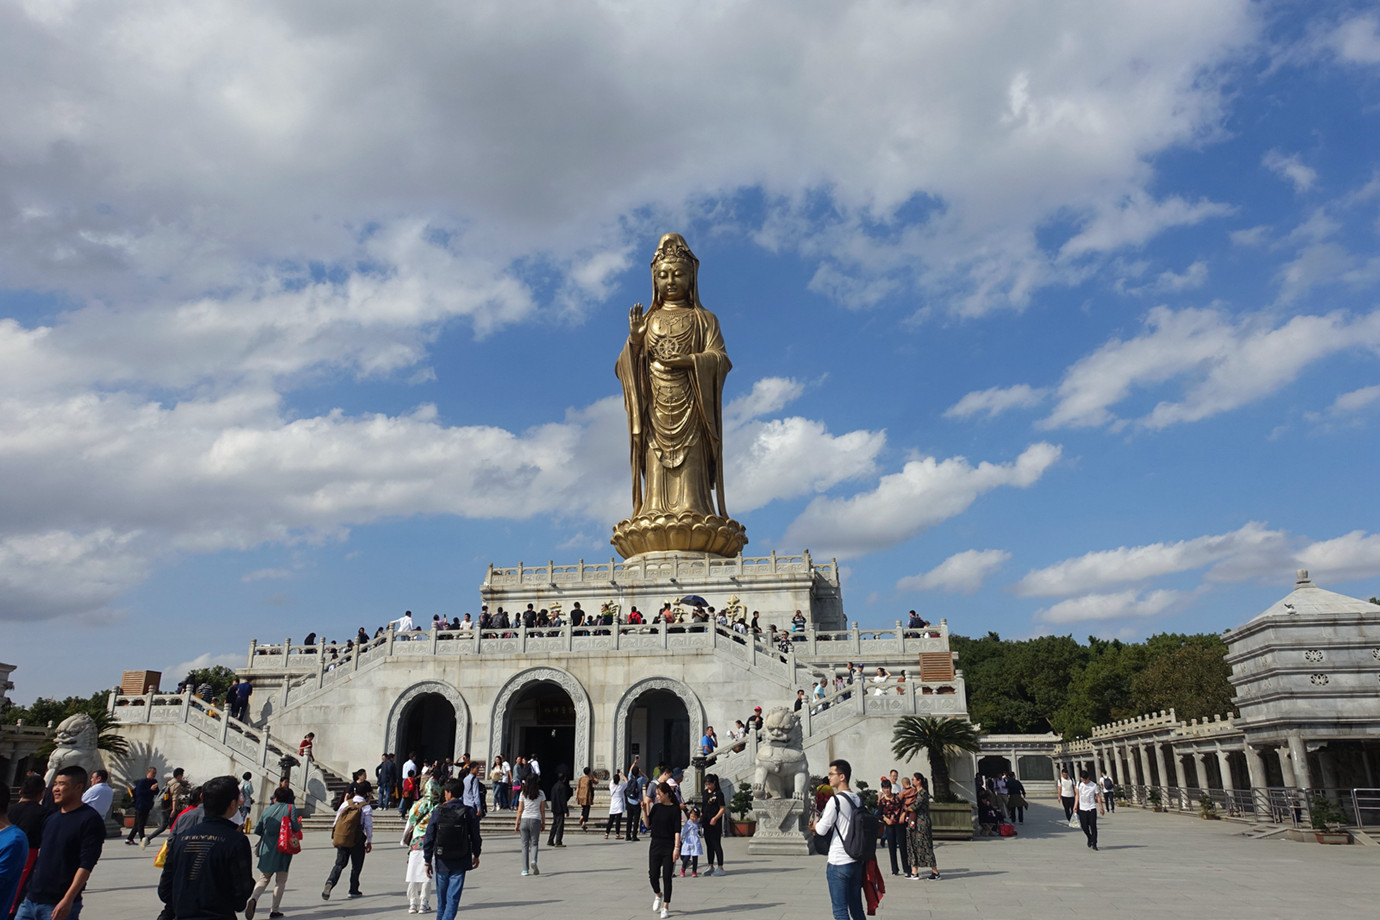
430, 805, 473, 863
819, 794, 878, 862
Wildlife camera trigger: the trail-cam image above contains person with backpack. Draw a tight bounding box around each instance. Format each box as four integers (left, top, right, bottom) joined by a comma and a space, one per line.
809, 759, 868, 920
322, 780, 373, 900
625, 768, 646, 841
904, 773, 939, 880
423, 777, 482, 920
246, 786, 302, 919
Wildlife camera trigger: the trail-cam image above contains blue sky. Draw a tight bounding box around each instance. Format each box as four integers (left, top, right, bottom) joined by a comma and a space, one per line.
2, 1, 1378, 704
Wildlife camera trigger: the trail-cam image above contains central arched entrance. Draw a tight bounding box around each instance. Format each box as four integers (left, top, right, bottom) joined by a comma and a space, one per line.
507, 682, 575, 792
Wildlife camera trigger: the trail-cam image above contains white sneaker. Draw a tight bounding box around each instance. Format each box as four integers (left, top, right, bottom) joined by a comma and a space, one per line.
661, 909, 670, 919
652, 896, 663, 912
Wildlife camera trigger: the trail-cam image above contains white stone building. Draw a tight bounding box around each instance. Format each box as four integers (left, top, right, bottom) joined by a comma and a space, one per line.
108, 551, 975, 813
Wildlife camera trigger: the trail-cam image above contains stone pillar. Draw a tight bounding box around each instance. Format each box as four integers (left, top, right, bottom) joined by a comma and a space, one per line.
1276, 745, 1296, 787
1245, 744, 1268, 790
1152, 742, 1169, 796
1137, 744, 1153, 797
1216, 748, 1235, 795
1286, 733, 1311, 789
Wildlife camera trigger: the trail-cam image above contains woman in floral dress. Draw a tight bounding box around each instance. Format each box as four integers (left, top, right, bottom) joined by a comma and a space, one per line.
905, 773, 940, 880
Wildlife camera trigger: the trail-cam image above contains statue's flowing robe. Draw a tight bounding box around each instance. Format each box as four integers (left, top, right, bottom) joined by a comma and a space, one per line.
615, 304, 730, 519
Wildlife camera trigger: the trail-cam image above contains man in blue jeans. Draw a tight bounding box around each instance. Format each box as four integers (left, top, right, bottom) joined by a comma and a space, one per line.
810, 759, 865, 920
424, 778, 482, 920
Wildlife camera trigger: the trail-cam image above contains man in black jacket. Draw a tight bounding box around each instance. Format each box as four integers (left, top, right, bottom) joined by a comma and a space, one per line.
423, 779, 482, 920
157, 775, 253, 920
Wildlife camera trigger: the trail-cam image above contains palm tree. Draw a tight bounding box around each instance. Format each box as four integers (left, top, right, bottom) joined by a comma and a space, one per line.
890, 715, 982, 801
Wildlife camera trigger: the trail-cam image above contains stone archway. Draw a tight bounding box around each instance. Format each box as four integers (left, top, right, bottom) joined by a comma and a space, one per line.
488, 667, 593, 773
613, 677, 705, 775
385, 681, 471, 764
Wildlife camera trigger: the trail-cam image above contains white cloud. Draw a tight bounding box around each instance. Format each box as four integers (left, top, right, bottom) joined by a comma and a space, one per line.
0, 375, 885, 619
1229, 225, 1271, 247
898, 549, 1011, 594
0, 1, 1259, 318
783, 442, 1061, 558
1327, 13, 1380, 65
163, 652, 244, 684
1013, 522, 1288, 597
1036, 588, 1187, 624
944, 384, 1049, 420
1059, 193, 1234, 260
1037, 307, 1380, 430
241, 568, 294, 583
1262, 149, 1318, 193
726, 377, 808, 424
1328, 384, 1380, 414
1298, 531, 1380, 584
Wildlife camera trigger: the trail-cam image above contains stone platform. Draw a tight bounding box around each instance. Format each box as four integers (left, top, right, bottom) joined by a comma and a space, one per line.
480, 550, 845, 630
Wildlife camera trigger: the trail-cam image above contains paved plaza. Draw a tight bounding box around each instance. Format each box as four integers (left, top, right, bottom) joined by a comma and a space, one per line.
87, 803, 1374, 919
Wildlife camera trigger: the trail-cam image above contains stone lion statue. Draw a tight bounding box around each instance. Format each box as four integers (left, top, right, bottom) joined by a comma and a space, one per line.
44, 713, 105, 786
751, 706, 809, 799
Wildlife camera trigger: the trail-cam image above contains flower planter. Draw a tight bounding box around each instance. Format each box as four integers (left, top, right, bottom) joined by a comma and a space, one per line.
733, 821, 756, 837
1314, 831, 1351, 845
123, 815, 135, 828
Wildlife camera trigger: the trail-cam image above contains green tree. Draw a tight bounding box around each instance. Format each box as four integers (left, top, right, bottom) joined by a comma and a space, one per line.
1127, 637, 1235, 721
184, 665, 238, 701
890, 715, 982, 802
5, 691, 129, 756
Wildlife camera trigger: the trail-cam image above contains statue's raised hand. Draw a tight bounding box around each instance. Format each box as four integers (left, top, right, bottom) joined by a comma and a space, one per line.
629, 302, 646, 339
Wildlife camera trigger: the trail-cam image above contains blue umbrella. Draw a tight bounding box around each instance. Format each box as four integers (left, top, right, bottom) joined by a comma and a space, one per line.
676, 594, 709, 607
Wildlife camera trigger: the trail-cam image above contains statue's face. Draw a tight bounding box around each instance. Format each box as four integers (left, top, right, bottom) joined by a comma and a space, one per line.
654, 261, 693, 302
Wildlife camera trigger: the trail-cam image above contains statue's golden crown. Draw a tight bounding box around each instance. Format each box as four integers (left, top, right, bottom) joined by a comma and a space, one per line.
651, 235, 698, 267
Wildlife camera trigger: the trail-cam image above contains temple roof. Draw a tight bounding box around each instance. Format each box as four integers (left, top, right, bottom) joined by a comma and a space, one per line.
1248, 569, 1376, 622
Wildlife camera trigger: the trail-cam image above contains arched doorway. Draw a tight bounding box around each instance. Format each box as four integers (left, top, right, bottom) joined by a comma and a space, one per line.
977, 754, 1012, 781
506, 682, 576, 793
613, 677, 704, 776
626, 689, 691, 772
385, 681, 470, 766
398, 693, 457, 766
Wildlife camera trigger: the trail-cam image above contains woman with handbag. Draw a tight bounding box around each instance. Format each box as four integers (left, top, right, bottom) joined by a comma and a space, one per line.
246, 787, 302, 919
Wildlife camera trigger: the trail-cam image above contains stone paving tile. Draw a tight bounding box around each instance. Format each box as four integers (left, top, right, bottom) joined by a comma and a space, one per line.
83, 802, 1374, 919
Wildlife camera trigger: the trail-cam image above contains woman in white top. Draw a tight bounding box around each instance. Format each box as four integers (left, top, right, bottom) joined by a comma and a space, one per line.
605, 772, 628, 839
514, 775, 546, 876
1057, 770, 1076, 820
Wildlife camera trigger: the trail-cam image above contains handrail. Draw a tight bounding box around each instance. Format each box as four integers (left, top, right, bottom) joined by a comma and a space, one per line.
108, 690, 329, 811
1351, 787, 1380, 829
244, 619, 951, 667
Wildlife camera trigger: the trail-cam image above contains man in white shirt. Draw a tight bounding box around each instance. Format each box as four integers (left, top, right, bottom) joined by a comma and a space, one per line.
810, 759, 865, 920
1074, 771, 1104, 851
81, 769, 114, 818
391, 611, 415, 634
528, 755, 541, 778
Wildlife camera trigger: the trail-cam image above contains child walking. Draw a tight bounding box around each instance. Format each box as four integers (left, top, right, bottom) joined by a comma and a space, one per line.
679, 807, 703, 877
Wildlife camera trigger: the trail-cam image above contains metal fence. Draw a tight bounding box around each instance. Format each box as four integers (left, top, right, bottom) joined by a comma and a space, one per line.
1119, 783, 1377, 827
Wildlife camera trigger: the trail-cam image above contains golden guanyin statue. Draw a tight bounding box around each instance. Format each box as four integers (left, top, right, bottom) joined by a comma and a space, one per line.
612, 234, 749, 558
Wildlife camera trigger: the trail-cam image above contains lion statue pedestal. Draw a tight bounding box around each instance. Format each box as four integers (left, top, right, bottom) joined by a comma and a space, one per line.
748, 706, 812, 855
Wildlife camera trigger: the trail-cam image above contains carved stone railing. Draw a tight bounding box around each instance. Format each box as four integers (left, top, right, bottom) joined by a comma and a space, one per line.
483, 550, 839, 588
108, 691, 329, 811
245, 619, 949, 671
